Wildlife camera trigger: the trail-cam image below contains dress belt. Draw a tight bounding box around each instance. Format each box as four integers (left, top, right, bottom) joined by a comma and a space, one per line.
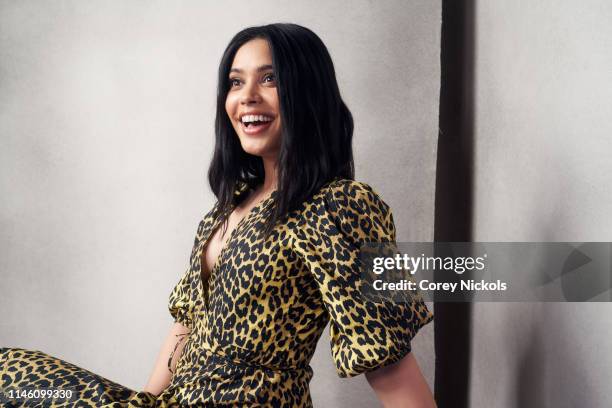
168, 330, 192, 374
167, 328, 311, 374
202, 347, 311, 374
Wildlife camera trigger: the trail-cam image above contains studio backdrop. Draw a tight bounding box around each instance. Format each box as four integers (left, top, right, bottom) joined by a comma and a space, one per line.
0, 2, 441, 407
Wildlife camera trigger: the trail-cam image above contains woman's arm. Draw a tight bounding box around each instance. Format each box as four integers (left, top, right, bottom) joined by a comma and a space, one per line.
143, 322, 191, 396
365, 352, 437, 408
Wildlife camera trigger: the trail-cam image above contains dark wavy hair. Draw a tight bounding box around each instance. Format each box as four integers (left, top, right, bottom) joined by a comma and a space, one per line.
208, 23, 354, 235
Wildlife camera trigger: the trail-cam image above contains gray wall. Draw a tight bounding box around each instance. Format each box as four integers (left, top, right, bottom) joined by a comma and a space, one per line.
471, 1, 612, 407
0, 1, 440, 406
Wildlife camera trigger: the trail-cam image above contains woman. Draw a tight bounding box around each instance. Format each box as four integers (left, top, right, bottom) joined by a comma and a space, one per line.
1, 23, 434, 407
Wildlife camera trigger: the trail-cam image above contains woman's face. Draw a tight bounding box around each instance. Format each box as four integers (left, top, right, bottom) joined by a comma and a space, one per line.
225, 38, 282, 160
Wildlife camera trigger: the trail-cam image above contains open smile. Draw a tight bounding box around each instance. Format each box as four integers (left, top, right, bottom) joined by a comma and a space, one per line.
239, 113, 275, 136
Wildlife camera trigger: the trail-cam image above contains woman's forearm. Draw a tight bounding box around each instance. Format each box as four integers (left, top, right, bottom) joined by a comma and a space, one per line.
365, 352, 437, 408
143, 322, 191, 396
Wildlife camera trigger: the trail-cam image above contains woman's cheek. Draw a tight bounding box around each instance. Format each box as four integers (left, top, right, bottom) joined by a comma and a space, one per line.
224, 96, 235, 118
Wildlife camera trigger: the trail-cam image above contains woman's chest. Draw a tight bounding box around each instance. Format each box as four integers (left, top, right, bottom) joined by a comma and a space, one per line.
200, 206, 251, 282
194, 210, 315, 313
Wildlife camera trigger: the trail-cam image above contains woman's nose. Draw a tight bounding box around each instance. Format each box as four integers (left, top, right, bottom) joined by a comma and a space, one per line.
240, 81, 261, 105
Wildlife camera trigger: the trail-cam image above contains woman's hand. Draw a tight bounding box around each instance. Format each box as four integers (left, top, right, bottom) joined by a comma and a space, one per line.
365, 352, 437, 408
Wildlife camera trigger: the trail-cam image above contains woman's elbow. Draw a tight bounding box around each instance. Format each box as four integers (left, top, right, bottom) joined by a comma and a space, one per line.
365, 352, 437, 408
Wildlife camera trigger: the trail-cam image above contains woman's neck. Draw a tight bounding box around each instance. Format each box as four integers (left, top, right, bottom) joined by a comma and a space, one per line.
261, 155, 278, 193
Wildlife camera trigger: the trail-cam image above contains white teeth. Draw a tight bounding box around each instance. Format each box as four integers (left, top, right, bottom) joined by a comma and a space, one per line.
241, 114, 273, 124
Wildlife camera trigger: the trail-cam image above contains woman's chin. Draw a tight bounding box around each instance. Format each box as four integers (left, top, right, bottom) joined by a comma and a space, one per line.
240, 142, 277, 158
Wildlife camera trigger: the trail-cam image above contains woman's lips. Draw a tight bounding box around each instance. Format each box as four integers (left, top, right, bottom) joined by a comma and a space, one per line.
240, 120, 273, 135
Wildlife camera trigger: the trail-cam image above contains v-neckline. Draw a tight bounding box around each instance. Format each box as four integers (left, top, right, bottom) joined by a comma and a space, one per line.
198, 188, 277, 301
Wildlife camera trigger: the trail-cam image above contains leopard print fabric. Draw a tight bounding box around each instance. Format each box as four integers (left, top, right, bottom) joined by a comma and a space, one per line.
1, 178, 433, 407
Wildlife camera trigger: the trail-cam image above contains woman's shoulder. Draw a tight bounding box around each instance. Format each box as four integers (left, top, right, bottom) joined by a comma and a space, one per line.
310, 178, 389, 209
200, 181, 251, 218
293, 177, 395, 243
299, 178, 392, 224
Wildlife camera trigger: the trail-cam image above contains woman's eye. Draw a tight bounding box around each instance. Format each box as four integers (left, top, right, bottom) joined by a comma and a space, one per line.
229, 78, 241, 87
262, 73, 276, 83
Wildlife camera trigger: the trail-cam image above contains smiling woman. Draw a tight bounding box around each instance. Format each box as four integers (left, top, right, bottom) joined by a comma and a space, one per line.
225, 39, 282, 159
1, 23, 434, 408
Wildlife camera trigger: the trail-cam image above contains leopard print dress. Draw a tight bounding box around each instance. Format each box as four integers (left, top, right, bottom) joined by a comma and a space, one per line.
1, 178, 433, 407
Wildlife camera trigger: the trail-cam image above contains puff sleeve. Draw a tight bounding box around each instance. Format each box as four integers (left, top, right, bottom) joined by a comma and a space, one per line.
168, 268, 194, 329
167, 220, 203, 330
292, 180, 433, 378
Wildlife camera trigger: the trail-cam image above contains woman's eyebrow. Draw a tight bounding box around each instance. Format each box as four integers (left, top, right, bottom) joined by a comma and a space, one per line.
229, 64, 274, 74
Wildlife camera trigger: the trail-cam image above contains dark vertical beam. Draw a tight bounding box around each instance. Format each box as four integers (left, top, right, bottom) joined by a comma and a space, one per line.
434, 1, 475, 407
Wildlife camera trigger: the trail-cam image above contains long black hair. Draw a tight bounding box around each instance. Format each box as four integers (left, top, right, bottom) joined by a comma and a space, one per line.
208, 23, 354, 235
